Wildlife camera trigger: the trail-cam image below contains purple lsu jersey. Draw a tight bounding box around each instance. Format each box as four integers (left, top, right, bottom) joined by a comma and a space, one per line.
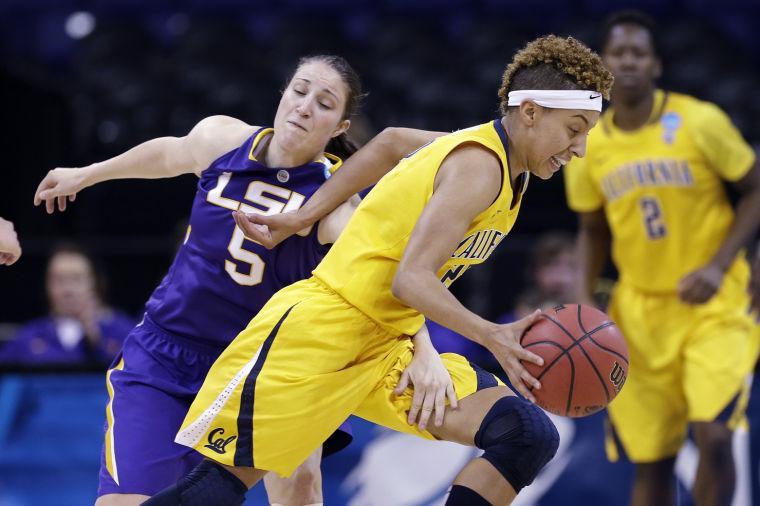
145, 127, 338, 346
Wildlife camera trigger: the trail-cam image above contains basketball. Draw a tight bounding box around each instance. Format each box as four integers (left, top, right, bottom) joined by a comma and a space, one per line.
521, 304, 629, 418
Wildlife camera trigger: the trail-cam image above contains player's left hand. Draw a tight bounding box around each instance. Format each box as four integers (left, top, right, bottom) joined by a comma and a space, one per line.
678, 263, 724, 305
34, 167, 85, 214
394, 345, 458, 432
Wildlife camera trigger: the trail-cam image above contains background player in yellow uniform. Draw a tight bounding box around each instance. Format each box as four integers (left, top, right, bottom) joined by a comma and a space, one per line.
565, 11, 760, 506
145, 35, 613, 506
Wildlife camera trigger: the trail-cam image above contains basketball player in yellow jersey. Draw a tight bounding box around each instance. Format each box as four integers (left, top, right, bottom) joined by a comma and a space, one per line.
565, 11, 760, 506
144, 36, 613, 506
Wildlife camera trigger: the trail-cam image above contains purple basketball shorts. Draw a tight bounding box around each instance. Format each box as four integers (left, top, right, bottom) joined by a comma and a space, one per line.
98, 315, 352, 497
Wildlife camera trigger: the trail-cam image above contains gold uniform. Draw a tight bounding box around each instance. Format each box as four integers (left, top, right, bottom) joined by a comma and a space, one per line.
565, 90, 758, 462
175, 120, 527, 475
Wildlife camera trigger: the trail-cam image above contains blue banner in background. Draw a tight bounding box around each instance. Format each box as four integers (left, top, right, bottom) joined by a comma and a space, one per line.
0, 374, 756, 505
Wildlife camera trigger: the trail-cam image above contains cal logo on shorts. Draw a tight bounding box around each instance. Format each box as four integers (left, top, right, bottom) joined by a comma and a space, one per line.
204, 428, 237, 454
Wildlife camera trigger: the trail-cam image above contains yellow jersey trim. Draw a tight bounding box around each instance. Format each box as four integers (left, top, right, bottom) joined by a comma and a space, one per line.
324, 152, 343, 174
248, 128, 343, 175
602, 89, 669, 136
248, 128, 275, 161
105, 357, 125, 485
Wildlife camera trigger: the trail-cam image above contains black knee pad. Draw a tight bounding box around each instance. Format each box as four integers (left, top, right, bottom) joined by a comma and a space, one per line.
142, 460, 247, 506
474, 396, 559, 492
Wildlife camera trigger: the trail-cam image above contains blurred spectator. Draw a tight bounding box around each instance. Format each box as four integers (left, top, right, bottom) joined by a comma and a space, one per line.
497, 231, 577, 324
0, 243, 133, 366
509, 288, 562, 321
526, 231, 577, 303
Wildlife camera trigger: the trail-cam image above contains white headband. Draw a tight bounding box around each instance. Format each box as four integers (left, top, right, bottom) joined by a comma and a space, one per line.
507, 90, 603, 112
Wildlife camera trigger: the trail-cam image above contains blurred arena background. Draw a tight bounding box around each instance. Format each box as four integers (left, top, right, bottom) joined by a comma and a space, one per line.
0, 0, 759, 505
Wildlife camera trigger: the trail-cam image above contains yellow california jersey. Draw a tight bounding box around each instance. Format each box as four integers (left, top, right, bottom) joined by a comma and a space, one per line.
565, 90, 755, 292
314, 120, 528, 335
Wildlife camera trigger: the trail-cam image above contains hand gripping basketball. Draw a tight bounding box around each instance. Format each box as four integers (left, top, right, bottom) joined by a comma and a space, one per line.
520, 304, 629, 417
485, 309, 546, 403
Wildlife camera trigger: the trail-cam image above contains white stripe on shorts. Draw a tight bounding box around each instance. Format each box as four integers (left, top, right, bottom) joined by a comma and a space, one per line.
175, 344, 263, 448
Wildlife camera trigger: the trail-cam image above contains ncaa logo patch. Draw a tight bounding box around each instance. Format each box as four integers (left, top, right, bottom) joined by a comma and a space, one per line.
277, 169, 290, 183
660, 112, 681, 145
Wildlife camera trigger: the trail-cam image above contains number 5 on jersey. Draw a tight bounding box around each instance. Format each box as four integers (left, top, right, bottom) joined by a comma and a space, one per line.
206, 172, 308, 286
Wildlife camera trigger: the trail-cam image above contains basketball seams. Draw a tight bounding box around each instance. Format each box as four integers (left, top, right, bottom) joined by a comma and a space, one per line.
576, 304, 629, 364
523, 340, 567, 381
540, 313, 612, 404
576, 304, 588, 334
521, 322, 614, 380
529, 315, 613, 373
584, 335, 629, 364
565, 352, 576, 417
575, 305, 614, 401
523, 340, 575, 416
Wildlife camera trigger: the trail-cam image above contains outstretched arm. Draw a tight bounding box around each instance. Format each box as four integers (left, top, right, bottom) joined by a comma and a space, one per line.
390, 145, 544, 401
34, 115, 256, 213
235, 127, 446, 247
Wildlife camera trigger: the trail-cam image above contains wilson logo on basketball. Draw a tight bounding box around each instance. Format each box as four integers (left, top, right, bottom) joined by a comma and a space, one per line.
610, 362, 627, 392
204, 427, 237, 454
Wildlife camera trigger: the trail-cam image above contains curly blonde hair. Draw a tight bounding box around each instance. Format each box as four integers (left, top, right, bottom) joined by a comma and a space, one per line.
498, 35, 614, 115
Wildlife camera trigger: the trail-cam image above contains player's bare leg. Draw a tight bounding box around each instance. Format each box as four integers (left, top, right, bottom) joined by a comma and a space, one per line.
692, 421, 735, 506
263, 445, 323, 506
427, 386, 558, 505
630, 458, 675, 506
95, 493, 149, 506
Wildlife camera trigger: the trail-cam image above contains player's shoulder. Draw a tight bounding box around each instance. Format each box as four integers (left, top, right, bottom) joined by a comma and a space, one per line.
666, 91, 726, 123
187, 116, 259, 171
452, 121, 500, 142
438, 143, 503, 197
447, 142, 502, 169
191, 115, 258, 144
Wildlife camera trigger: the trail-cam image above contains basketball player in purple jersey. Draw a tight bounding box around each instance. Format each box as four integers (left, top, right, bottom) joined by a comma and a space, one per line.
34, 55, 452, 506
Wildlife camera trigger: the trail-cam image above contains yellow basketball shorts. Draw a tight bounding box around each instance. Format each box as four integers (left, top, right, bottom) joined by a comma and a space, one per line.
175, 277, 501, 476
605, 275, 759, 463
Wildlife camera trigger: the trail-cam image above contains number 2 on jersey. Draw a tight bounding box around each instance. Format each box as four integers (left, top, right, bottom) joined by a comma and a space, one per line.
207, 173, 307, 286
640, 196, 666, 240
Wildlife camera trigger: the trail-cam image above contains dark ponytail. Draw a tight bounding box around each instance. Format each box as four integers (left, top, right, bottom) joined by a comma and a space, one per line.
286, 54, 366, 160
326, 132, 359, 159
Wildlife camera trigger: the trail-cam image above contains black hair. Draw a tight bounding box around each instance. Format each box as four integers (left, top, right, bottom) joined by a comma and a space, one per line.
600, 10, 660, 56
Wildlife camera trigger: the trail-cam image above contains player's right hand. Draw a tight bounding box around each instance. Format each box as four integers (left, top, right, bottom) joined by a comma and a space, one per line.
0, 217, 21, 266
484, 310, 544, 403
34, 167, 87, 214
232, 210, 306, 248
